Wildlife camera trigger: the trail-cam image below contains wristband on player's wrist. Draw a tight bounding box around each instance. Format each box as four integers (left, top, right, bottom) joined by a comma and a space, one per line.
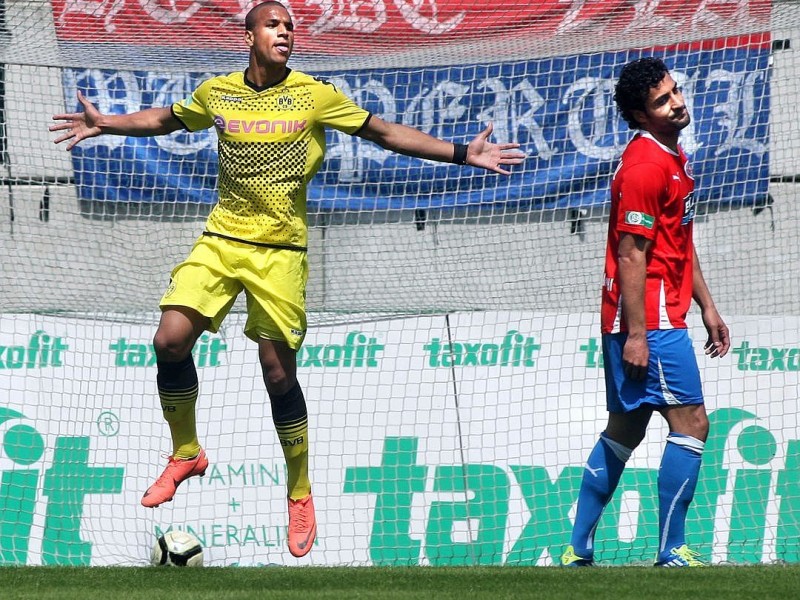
452, 143, 468, 165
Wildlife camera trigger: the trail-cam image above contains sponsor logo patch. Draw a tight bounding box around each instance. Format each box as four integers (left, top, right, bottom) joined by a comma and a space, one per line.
624, 211, 654, 229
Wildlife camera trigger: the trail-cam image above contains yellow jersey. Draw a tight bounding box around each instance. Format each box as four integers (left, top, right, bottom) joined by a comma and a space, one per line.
172, 69, 370, 248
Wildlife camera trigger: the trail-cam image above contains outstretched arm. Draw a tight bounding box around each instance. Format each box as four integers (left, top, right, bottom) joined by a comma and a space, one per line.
356, 116, 526, 175
50, 92, 184, 150
693, 248, 730, 358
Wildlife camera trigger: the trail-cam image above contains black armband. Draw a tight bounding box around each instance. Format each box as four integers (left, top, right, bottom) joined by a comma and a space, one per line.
452, 143, 468, 165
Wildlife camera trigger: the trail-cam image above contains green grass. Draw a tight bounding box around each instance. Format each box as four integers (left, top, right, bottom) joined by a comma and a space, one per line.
1, 565, 799, 599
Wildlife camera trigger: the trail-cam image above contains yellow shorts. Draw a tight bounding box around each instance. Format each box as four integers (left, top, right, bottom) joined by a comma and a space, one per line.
160, 234, 308, 349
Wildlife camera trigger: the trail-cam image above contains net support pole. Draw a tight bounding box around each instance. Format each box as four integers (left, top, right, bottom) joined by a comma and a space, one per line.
0, 0, 13, 234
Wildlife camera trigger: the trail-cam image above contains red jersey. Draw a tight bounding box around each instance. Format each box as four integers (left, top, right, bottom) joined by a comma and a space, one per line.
601, 132, 696, 334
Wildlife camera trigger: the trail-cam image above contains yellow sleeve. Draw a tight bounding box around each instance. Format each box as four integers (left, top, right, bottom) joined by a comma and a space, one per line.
313, 77, 371, 135
171, 78, 215, 132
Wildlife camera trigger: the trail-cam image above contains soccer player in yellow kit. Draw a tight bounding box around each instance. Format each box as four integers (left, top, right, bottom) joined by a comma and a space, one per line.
50, 0, 525, 558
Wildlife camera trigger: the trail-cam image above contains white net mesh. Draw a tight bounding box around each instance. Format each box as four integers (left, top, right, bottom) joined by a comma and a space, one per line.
1, 0, 799, 567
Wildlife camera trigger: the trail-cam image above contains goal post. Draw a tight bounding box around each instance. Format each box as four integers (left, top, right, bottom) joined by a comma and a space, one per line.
1, 0, 799, 567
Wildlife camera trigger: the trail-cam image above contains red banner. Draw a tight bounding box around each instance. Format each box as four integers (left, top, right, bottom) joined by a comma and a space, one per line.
51, 1, 771, 55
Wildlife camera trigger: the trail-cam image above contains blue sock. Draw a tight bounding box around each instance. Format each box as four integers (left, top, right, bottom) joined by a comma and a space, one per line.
657, 433, 704, 557
570, 432, 630, 557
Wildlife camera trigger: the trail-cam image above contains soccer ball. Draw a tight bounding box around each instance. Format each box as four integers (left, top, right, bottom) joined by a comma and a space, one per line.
150, 530, 204, 567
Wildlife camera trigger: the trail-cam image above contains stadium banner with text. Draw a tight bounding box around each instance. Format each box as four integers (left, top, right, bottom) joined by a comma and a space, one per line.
50, 0, 771, 55
1, 312, 798, 566
60, 41, 770, 213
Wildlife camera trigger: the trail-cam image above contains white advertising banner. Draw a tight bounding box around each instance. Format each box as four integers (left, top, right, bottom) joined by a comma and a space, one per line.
0, 312, 798, 566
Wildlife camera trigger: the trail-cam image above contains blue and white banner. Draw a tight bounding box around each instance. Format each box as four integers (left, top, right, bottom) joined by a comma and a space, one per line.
62, 42, 770, 213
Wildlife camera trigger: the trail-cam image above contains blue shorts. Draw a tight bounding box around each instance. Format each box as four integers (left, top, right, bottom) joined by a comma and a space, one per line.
602, 329, 703, 414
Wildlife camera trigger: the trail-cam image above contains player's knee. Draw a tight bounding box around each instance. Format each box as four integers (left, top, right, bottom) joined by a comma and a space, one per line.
152, 331, 193, 362
261, 368, 294, 396
604, 428, 645, 451
662, 405, 709, 441
605, 411, 650, 449
691, 411, 710, 441
682, 407, 709, 439
258, 342, 297, 395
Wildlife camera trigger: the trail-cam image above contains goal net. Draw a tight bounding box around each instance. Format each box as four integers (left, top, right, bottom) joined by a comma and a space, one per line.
1, 0, 799, 567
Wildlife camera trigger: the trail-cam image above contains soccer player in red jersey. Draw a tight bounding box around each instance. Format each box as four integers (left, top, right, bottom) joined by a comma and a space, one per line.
50, 1, 525, 559
561, 57, 730, 568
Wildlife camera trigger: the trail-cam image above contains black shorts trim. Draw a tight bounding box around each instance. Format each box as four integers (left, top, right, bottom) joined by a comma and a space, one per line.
201, 231, 307, 252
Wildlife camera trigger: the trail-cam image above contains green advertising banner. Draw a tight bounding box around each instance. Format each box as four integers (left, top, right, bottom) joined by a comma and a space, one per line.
1, 312, 798, 566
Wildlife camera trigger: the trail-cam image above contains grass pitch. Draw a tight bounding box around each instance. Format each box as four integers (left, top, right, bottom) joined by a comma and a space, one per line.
1, 564, 799, 599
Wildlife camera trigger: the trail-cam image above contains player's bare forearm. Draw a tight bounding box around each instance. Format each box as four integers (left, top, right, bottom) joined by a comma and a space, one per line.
98, 108, 183, 137
357, 117, 525, 175
617, 233, 650, 338
617, 234, 651, 380
51, 92, 182, 150
360, 120, 453, 160
691, 248, 716, 311
692, 249, 730, 358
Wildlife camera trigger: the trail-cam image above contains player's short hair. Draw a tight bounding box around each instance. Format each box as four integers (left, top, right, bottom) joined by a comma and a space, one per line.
245, 1, 288, 31
614, 57, 670, 130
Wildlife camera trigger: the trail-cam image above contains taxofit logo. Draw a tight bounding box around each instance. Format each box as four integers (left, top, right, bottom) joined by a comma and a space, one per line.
732, 341, 800, 371
110, 334, 226, 367
423, 330, 540, 367
578, 338, 800, 371
0, 407, 124, 565
343, 409, 800, 566
297, 331, 384, 368
0, 331, 68, 370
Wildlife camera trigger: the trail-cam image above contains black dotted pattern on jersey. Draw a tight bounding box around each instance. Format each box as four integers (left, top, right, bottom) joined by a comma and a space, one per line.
217, 138, 309, 244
